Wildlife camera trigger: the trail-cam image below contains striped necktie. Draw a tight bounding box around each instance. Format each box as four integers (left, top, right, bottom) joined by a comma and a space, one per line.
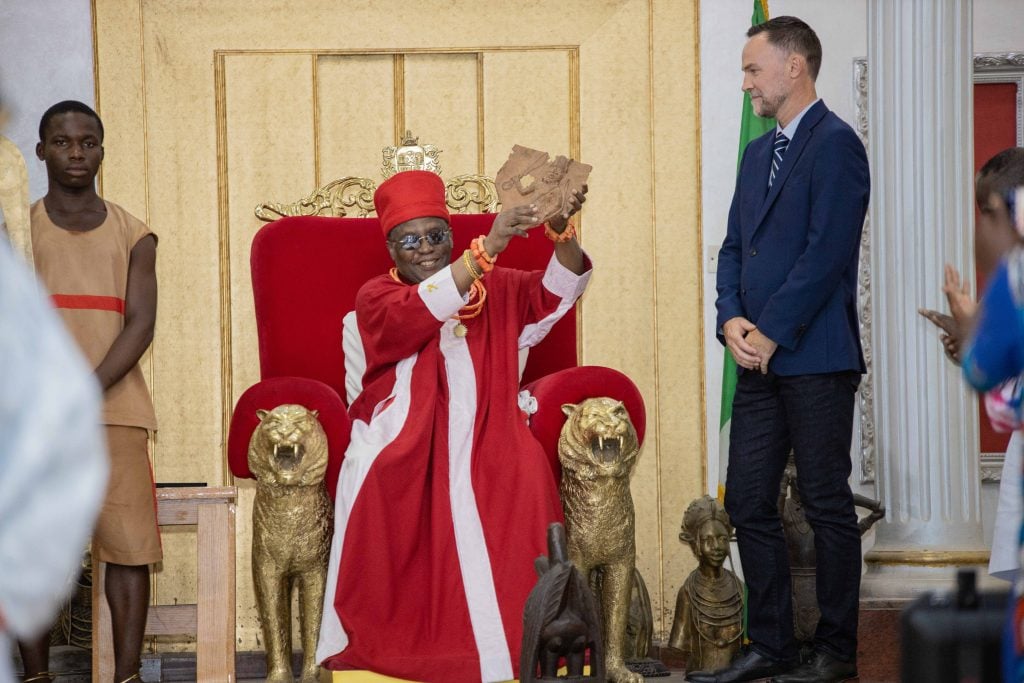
769, 130, 789, 188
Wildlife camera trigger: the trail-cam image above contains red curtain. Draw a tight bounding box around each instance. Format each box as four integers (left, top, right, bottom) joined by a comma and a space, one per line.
974, 81, 1018, 454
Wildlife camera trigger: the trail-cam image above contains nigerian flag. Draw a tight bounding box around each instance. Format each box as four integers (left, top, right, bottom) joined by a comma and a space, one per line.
718, 0, 776, 501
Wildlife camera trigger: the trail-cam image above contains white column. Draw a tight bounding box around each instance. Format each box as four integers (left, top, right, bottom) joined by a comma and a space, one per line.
862, 0, 989, 599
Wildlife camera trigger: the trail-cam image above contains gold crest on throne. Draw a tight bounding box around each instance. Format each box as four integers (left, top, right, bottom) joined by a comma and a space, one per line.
255, 131, 498, 221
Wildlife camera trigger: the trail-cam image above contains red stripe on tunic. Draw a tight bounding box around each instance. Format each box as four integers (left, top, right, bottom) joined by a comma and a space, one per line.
51, 294, 126, 315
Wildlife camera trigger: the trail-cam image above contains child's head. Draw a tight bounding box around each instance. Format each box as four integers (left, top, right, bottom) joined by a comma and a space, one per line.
976, 148, 1024, 275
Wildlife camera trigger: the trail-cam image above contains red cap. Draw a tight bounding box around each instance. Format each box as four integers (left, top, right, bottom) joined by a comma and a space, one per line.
373, 170, 450, 237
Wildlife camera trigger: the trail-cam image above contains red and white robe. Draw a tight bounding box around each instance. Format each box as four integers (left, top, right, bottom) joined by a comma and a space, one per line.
316, 253, 592, 683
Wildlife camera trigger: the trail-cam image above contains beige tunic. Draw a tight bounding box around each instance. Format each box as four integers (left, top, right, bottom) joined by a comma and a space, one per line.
31, 199, 157, 430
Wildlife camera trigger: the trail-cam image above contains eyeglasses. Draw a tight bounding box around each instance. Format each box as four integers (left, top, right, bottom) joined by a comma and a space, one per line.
391, 228, 451, 251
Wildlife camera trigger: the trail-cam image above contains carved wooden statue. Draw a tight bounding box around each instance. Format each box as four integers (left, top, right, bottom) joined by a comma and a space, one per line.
521, 523, 605, 682
558, 398, 644, 683
669, 496, 743, 673
248, 405, 333, 683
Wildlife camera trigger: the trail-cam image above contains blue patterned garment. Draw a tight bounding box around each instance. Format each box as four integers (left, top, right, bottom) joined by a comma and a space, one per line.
962, 242, 1024, 682
963, 248, 1024, 394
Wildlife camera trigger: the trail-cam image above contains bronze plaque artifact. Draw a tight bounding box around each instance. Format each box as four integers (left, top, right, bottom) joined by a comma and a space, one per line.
495, 145, 591, 225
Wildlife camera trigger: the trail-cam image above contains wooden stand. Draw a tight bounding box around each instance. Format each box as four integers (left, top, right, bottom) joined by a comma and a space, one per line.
93, 486, 237, 682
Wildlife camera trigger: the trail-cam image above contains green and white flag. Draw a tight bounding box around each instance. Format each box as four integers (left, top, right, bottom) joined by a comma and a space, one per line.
718, 0, 776, 501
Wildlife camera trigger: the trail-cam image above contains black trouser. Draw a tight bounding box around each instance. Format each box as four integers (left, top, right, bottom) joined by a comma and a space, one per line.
724, 370, 861, 662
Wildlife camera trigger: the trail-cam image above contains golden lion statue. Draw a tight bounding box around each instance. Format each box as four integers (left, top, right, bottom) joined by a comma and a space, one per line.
249, 404, 333, 683
558, 397, 643, 683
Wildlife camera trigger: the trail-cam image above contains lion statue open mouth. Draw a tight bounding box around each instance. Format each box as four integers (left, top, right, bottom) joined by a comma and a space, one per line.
248, 404, 332, 683
558, 397, 644, 683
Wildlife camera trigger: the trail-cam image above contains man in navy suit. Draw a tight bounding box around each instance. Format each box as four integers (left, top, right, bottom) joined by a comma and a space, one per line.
691, 16, 870, 683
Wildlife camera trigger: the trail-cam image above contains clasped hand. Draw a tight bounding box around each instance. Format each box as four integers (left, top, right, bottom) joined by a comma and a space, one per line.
723, 316, 777, 374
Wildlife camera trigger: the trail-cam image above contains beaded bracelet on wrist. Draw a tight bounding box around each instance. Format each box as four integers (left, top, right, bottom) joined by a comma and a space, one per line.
544, 220, 576, 243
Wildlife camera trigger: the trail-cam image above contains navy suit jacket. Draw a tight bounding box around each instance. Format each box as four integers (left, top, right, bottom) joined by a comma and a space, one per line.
716, 100, 870, 376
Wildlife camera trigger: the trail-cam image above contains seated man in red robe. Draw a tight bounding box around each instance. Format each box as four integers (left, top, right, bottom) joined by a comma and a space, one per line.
316, 170, 589, 683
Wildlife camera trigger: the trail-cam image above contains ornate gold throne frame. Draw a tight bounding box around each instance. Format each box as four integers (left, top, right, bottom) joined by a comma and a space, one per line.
254, 131, 500, 221
232, 133, 649, 683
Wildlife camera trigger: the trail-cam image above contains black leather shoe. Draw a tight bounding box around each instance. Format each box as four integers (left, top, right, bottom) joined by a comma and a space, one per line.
686, 648, 797, 683
771, 650, 858, 683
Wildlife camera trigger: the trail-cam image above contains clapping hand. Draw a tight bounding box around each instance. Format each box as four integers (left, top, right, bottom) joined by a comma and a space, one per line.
918, 264, 976, 365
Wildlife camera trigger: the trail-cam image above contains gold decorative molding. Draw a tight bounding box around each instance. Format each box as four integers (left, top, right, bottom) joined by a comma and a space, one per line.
312, 54, 321, 189
255, 132, 499, 221
209, 46, 579, 57
476, 53, 485, 174
444, 174, 499, 214
254, 174, 499, 221
693, 0, 707, 499
393, 54, 405, 145
381, 131, 441, 179
864, 549, 991, 567
255, 176, 377, 221
215, 52, 233, 487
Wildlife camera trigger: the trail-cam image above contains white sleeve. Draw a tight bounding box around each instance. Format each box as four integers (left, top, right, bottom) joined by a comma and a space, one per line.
517, 251, 593, 350
342, 310, 366, 405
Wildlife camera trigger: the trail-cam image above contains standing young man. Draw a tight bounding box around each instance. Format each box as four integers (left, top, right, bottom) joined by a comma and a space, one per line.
20, 100, 160, 683
694, 17, 870, 683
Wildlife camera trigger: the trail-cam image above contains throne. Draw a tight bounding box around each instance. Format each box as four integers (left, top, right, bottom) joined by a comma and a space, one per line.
226, 134, 646, 680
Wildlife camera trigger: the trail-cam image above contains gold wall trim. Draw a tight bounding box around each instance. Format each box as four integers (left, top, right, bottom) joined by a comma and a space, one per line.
214, 53, 232, 486
476, 53, 485, 175
312, 55, 321, 188
91, 0, 102, 196
694, 0, 707, 493
568, 48, 581, 162
137, 0, 158, 455
393, 54, 405, 144
568, 47, 583, 365
137, 0, 150, 227
212, 46, 579, 56
646, 0, 665, 637
864, 550, 991, 567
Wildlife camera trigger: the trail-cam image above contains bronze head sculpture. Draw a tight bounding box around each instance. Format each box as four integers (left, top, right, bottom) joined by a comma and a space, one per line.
669, 495, 744, 672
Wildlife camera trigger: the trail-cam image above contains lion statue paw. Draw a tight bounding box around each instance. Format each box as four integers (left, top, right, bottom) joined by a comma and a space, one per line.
608, 660, 645, 683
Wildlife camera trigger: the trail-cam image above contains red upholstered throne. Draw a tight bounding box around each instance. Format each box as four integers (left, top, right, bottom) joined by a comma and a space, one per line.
226, 139, 646, 499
